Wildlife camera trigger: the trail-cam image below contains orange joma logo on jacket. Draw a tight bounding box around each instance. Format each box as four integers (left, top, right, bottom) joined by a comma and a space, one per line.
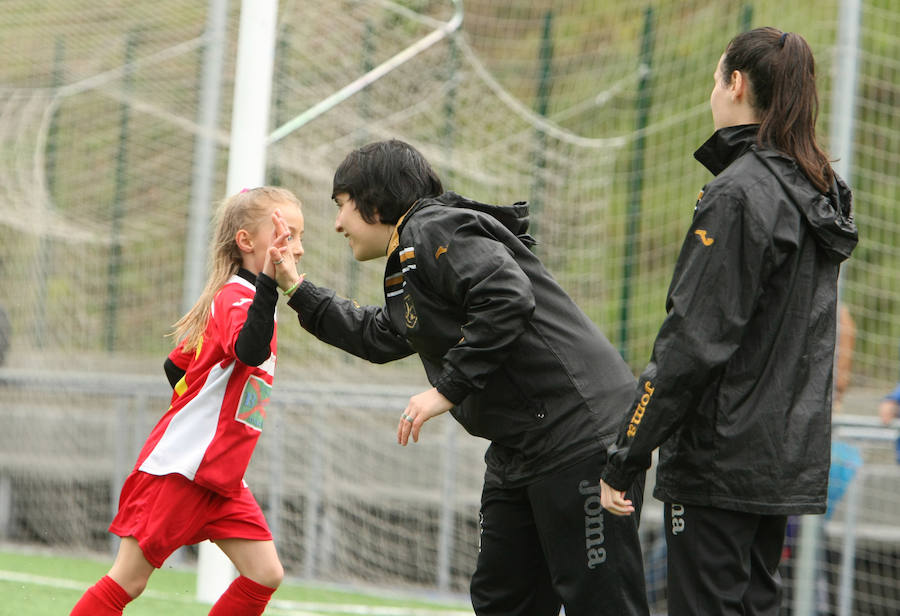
627, 380, 655, 437
694, 229, 714, 246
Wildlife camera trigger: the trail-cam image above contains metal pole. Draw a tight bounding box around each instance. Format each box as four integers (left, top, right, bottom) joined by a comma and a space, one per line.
831, 9, 862, 608
34, 37, 65, 349
837, 467, 861, 616
441, 35, 460, 185
224, 0, 278, 195
267, 410, 284, 548
528, 10, 553, 240
339, 17, 374, 366
618, 7, 654, 359
436, 39, 460, 592
359, 19, 375, 146
740, 4, 753, 32
105, 31, 137, 352
303, 404, 326, 578
0, 475, 10, 539
436, 420, 458, 592
830, 0, 861, 184
792, 4, 862, 613
792, 515, 820, 616
196, 0, 279, 603
347, 20, 377, 302
268, 22, 291, 186
111, 398, 131, 554
183, 0, 228, 313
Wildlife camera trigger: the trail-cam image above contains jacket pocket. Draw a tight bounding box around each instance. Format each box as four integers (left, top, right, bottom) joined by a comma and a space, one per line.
459, 366, 546, 449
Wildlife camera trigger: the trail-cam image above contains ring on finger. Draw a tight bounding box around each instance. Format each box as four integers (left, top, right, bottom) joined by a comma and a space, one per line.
401, 413, 414, 423
273, 258, 284, 265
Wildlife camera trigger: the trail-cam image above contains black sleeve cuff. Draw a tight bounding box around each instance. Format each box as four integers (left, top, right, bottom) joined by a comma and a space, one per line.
286, 279, 333, 329
434, 366, 472, 406
600, 465, 637, 492
600, 447, 651, 492
234, 273, 278, 366
255, 272, 278, 295
163, 357, 186, 389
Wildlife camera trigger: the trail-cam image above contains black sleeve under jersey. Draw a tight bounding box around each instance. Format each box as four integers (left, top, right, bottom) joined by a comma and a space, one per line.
234, 273, 279, 367
163, 358, 186, 389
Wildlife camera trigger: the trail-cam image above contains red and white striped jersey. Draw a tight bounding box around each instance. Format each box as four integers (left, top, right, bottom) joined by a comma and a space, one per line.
136, 274, 277, 497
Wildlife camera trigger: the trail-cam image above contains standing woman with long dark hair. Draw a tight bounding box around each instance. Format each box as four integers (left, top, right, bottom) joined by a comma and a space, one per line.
599, 27, 858, 615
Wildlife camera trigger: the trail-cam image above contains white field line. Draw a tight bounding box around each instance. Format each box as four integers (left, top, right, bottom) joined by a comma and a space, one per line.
0, 569, 196, 603
269, 599, 473, 615
0, 569, 473, 616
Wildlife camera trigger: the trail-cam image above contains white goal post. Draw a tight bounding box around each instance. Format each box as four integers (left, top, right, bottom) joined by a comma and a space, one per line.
196, 0, 280, 602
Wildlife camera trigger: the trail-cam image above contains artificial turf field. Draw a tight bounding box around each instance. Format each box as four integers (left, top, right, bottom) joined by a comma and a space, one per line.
0, 547, 472, 615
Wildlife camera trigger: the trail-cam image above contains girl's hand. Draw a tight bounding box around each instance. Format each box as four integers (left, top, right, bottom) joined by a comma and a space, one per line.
264, 210, 302, 291
263, 209, 291, 279
267, 245, 302, 293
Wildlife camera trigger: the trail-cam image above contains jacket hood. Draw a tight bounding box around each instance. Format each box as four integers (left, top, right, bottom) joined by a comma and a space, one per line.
695, 125, 858, 263
410, 191, 537, 246
757, 154, 858, 263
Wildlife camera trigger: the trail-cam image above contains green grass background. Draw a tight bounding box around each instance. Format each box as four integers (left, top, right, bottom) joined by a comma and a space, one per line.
4, 0, 899, 387
0, 549, 472, 616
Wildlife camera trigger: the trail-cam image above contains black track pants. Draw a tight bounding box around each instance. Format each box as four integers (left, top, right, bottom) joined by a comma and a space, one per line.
470, 455, 650, 616
664, 502, 788, 616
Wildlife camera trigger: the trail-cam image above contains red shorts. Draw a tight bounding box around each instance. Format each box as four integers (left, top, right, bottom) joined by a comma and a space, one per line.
109, 471, 272, 568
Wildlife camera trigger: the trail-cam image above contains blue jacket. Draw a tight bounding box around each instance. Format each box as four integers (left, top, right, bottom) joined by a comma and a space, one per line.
886, 383, 900, 404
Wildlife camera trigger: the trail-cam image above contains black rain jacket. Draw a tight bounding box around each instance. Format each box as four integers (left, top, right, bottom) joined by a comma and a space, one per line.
602, 125, 858, 515
288, 192, 637, 487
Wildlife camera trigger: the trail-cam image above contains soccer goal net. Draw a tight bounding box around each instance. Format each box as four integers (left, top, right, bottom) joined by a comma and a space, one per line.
1, 1, 899, 612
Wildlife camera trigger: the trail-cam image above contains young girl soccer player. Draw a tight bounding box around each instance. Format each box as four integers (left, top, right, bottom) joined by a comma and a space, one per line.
69, 186, 305, 616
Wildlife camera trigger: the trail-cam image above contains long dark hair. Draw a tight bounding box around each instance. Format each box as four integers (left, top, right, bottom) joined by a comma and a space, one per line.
723, 27, 833, 192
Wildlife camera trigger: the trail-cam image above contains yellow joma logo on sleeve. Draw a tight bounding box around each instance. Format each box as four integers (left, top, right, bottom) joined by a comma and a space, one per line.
626, 380, 655, 437
435, 246, 448, 259
694, 229, 714, 246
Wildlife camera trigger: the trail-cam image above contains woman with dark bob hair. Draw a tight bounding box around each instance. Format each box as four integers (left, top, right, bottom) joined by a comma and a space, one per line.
270, 137, 651, 615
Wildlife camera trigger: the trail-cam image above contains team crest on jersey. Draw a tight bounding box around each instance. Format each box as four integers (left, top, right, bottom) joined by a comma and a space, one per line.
236, 375, 270, 431
403, 294, 418, 328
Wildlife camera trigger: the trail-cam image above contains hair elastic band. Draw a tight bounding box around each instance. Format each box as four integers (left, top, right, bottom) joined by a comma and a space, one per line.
779, 32, 789, 47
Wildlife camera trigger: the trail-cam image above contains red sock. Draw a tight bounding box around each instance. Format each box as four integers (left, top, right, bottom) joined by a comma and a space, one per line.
70, 575, 132, 615
208, 575, 276, 616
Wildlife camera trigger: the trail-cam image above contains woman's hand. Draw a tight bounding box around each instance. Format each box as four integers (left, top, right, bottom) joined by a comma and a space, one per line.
600, 479, 635, 516
397, 388, 453, 445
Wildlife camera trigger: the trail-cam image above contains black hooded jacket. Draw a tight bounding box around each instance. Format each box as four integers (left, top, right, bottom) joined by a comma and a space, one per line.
288, 192, 637, 487
602, 125, 859, 514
